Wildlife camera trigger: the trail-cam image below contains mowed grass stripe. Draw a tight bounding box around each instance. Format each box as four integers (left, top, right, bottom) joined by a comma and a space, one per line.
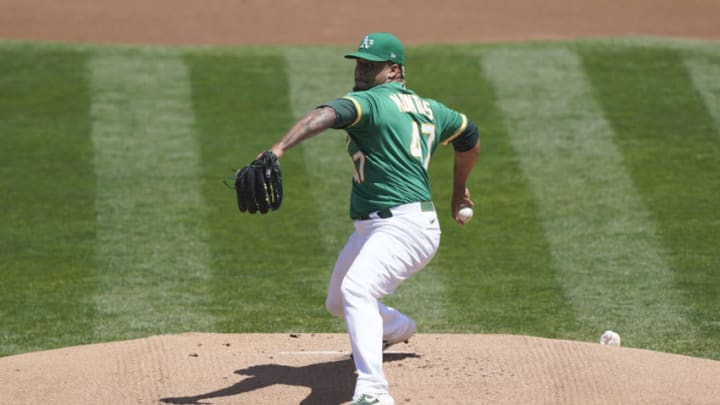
482, 46, 691, 350
583, 47, 720, 358
90, 51, 214, 340
283, 47, 353, 261
685, 55, 720, 358
686, 56, 720, 132
284, 48, 353, 332
407, 48, 579, 335
185, 51, 334, 332
0, 47, 96, 355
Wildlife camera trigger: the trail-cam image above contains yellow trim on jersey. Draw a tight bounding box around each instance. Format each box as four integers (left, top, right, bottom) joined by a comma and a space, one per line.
440, 113, 468, 146
343, 96, 363, 128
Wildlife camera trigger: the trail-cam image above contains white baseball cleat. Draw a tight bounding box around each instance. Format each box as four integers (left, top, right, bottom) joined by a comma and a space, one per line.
383, 319, 416, 351
351, 393, 395, 405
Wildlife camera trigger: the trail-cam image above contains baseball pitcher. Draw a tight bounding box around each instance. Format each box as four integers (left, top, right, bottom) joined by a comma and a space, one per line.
236, 32, 480, 405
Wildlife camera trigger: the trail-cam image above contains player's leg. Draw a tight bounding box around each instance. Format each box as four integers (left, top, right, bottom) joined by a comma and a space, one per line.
378, 209, 440, 344
379, 304, 415, 346
343, 211, 440, 400
341, 271, 387, 398
325, 229, 365, 317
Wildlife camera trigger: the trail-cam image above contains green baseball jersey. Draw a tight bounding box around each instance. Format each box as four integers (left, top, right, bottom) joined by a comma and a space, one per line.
341, 82, 468, 218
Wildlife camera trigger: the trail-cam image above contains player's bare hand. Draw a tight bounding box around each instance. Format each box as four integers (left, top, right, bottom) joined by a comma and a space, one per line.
451, 187, 473, 226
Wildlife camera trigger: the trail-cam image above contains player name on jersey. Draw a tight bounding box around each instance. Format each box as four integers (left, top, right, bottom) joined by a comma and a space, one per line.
388, 93, 434, 120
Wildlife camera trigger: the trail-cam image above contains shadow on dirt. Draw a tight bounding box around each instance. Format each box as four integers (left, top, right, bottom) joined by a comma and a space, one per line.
161, 353, 418, 404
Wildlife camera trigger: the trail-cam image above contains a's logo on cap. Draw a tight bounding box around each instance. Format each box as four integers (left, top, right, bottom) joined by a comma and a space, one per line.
359, 36, 374, 49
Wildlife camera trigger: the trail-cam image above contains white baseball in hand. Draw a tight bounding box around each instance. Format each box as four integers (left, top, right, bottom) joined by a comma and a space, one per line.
600, 330, 621, 346
457, 206, 474, 223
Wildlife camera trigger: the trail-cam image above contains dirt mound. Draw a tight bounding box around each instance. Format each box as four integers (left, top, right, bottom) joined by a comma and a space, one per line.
1, 333, 718, 404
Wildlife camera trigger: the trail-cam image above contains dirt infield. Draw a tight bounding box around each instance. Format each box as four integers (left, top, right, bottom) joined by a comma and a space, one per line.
1, 0, 720, 46
2, 333, 719, 404
1, 1, 720, 404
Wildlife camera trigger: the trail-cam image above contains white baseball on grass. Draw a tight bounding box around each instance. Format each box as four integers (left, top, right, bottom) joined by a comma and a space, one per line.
457, 206, 474, 223
600, 330, 621, 346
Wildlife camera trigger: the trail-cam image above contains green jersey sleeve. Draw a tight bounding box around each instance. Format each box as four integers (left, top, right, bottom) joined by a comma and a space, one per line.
321, 98, 358, 129
428, 100, 468, 147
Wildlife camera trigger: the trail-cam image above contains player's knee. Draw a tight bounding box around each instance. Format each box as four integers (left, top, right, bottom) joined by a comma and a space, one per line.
325, 295, 344, 317
340, 275, 375, 303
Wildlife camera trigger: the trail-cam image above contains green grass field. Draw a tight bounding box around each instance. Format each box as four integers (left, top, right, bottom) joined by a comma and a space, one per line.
1, 38, 719, 360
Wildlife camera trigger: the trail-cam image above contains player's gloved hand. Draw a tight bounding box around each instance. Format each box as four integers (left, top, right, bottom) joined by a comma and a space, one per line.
231, 151, 283, 214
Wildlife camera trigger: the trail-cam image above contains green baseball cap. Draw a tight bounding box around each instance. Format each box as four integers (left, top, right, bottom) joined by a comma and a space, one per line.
345, 32, 404, 65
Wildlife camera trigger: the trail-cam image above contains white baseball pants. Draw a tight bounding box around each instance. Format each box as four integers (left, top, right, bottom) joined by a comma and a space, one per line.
325, 202, 441, 398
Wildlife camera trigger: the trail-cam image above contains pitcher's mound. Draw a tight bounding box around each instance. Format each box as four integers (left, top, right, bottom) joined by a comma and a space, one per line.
1, 333, 718, 404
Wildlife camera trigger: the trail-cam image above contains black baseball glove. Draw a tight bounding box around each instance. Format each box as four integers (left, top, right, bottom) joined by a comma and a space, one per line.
231, 151, 282, 214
